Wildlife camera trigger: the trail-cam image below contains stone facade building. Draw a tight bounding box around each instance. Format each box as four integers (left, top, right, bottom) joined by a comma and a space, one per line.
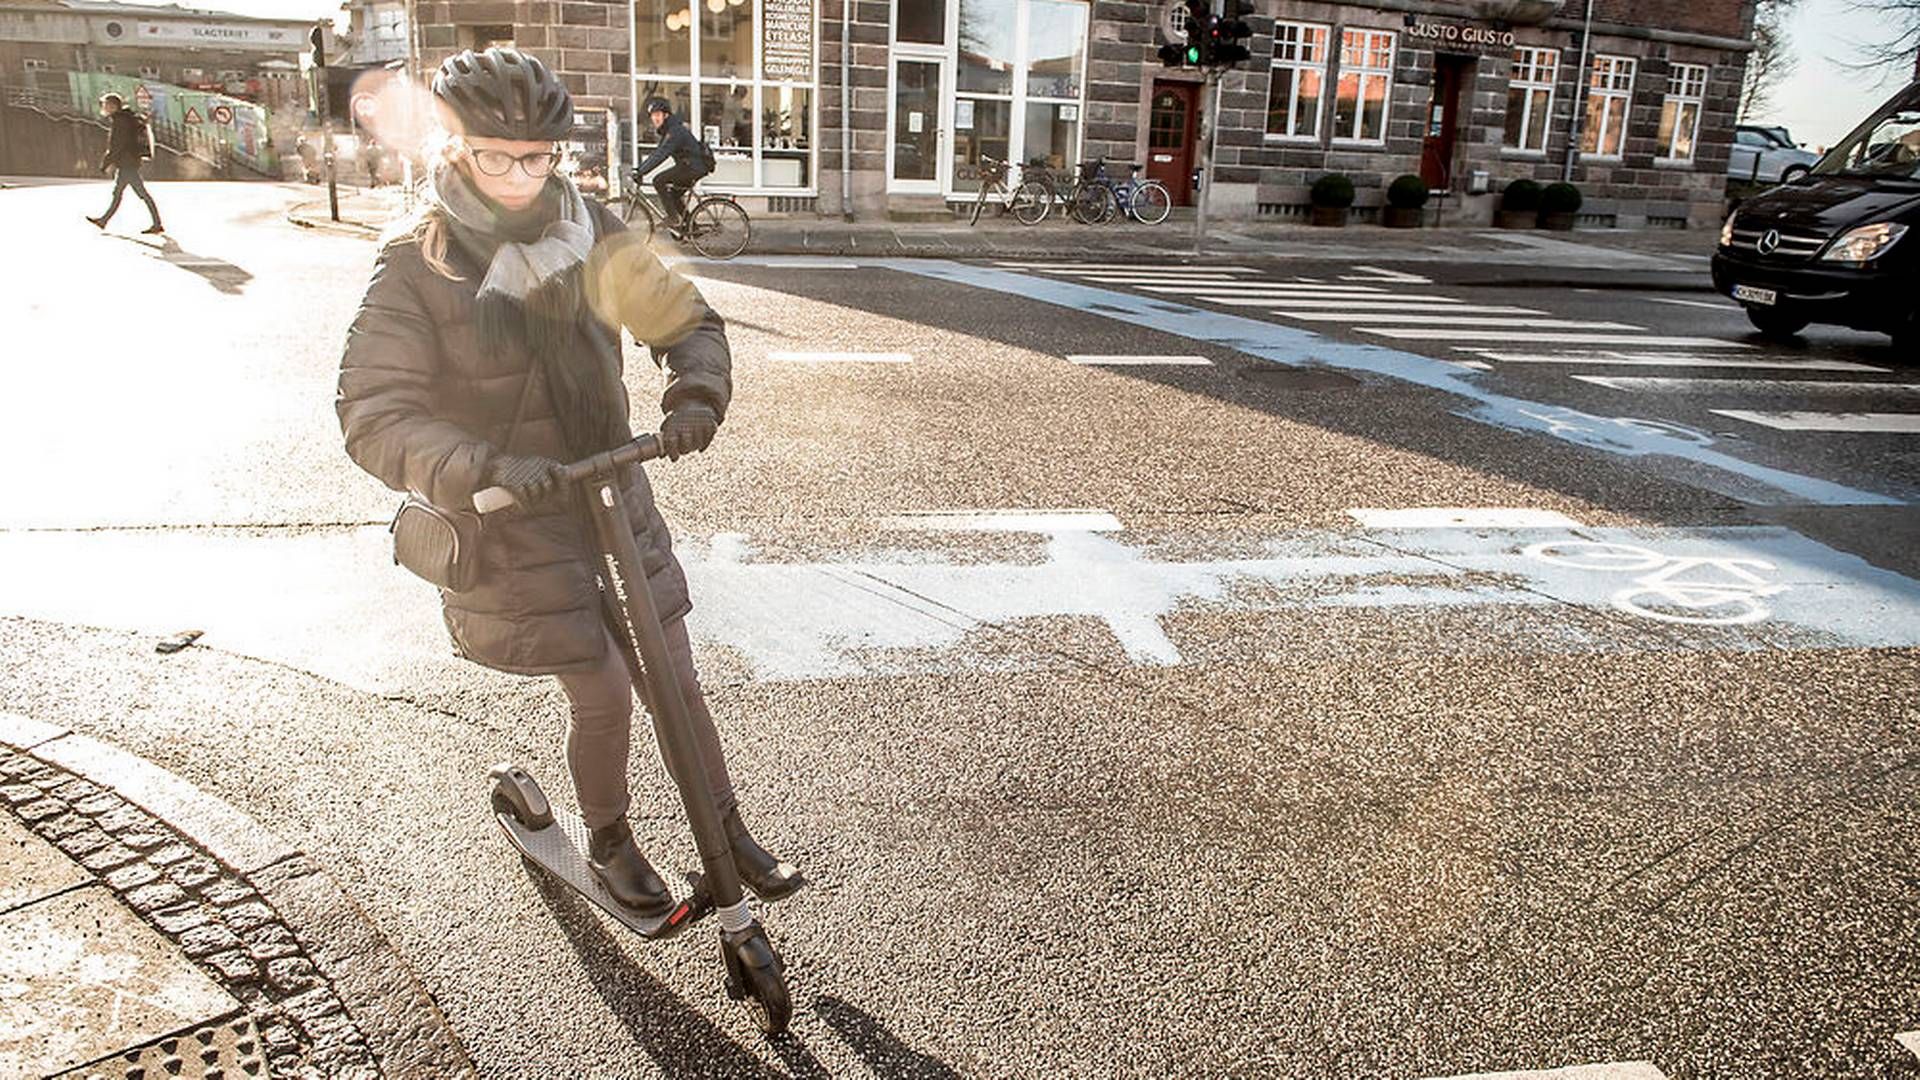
407, 0, 1757, 225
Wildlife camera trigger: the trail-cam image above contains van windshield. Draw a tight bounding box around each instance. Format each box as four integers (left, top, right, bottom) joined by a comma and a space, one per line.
1811, 82, 1920, 181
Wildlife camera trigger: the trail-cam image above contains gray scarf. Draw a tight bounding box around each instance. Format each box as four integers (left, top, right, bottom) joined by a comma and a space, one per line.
427, 164, 623, 460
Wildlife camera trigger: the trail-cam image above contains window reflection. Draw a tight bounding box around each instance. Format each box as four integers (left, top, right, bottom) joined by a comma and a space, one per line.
1023, 100, 1077, 168
762, 85, 811, 185
957, 0, 1016, 95
700, 0, 753, 79
1025, 0, 1084, 99
634, 0, 691, 75
951, 98, 1010, 191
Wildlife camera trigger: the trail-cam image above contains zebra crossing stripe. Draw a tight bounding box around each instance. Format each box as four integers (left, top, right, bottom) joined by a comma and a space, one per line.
1138, 282, 1386, 294
1264, 300, 1527, 312
1286, 314, 1641, 329
992, 261, 1259, 272
1348, 507, 1580, 527
1468, 353, 1900, 371
1419, 1064, 1668, 1080
1076, 275, 1248, 285
1370, 330, 1746, 346
1709, 410, 1920, 432
1573, 375, 1920, 395
1187, 295, 1429, 307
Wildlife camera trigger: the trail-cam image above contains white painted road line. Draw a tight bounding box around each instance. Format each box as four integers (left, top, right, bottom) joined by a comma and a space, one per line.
1348, 507, 1583, 528
1895, 1031, 1919, 1059
1710, 410, 1920, 433
878, 509, 1124, 532
1185, 295, 1438, 308
1373, 330, 1751, 346
1287, 314, 1642, 329
1138, 282, 1386, 295
1646, 296, 1738, 310
768, 351, 914, 363
1473, 353, 1898, 372
1067, 354, 1214, 366
1421, 1063, 1668, 1080
1341, 264, 1432, 284
1573, 375, 1920, 395
1075, 275, 1250, 287
1260, 300, 1530, 313
1443, 359, 1494, 371
993, 261, 1258, 272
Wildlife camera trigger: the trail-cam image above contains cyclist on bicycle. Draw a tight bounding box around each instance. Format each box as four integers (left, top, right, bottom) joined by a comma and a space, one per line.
632, 96, 713, 232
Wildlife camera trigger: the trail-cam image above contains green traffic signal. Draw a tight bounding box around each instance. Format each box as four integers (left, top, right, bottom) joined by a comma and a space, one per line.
1185, 44, 1201, 63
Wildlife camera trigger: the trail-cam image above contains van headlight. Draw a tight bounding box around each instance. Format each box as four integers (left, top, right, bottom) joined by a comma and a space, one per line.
1719, 213, 1737, 247
1820, 222, 1907, 265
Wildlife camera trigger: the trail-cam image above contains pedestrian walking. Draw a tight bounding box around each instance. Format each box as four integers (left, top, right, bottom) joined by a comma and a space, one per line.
335, 47, 803, 917
296, 135, 320, 183
86, 93, 163, 235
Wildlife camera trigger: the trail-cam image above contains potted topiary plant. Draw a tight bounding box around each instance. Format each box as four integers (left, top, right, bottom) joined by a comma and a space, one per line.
1539, 181, 1583, 230
1382, 174, 1429, 228
1309, 174, 1355, 227
1497, 179, 1541, 229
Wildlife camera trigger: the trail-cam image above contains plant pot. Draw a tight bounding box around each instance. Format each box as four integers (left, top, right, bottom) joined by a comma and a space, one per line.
1310, 205, 1349, 227
1538, 210, 1577, 231
1495, 209, 1537, 229
1381, 206, 1424, 229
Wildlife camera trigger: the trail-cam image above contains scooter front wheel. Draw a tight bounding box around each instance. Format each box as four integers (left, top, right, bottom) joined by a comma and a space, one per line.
721, 928, 792, 1035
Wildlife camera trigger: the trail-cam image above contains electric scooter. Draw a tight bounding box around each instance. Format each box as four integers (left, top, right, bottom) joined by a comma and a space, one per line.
473, 432, 792, 1034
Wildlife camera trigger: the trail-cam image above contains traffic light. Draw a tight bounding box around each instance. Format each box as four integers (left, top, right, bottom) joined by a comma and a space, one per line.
309, 25, 327, 69
1184, 0, 1212, 66
1210, 0, 1254, 67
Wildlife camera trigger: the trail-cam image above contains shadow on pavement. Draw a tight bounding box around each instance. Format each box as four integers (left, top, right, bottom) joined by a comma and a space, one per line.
815, 995, 962, 1079
112, 233, 254, 294
526, 866, 784, 1077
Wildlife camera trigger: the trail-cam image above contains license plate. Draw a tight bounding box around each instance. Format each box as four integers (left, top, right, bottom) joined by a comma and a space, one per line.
1733, 284, 1778, 306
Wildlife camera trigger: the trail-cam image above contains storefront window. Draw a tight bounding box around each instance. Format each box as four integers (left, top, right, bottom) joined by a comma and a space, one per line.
1658, 62, 1707, 162
1025, 0, 1085, 99
1265, 21, 1327, 140
1023, 100, 1079, 168
897, 0, 946, 44
952, 98, 1011, 189
958, 0, 1017, 94
1504, 46, 1556, 152
1333, 28, 1393, 144
1581, 54, 1634, 158
701, 0, 753, 79
634, 0, 693, 75
632, 0, 818, 190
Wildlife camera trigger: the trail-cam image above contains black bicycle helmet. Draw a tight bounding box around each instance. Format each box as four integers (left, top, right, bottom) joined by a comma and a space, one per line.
432, 47, 572, 140
643, 96, 672, 115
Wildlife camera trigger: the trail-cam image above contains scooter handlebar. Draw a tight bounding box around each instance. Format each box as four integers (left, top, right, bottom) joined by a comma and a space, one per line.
472, 433, 667, 515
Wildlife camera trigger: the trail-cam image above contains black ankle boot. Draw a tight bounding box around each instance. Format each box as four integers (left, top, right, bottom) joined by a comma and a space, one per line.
587, 819, 672, 917
724, 809, 806, 902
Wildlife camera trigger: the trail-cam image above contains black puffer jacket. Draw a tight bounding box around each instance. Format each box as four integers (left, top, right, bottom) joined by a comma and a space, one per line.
336, 197, 731, 675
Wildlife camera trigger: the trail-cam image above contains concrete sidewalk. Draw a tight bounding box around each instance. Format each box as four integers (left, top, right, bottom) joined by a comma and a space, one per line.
0, 711, 467, 1079
283, 186, 1716, 289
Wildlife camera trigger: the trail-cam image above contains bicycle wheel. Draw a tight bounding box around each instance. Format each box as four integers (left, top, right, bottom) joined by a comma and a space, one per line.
685, 197, 751, 259
1129, 180, 1173, 225
623, 193, 657, 240
1011, 180, 1050, 225
969, 184, 990, 227
1071, 183, 1117, 225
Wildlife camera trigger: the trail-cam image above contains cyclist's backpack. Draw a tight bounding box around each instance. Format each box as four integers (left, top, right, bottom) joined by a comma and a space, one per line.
697, 139, 716, 175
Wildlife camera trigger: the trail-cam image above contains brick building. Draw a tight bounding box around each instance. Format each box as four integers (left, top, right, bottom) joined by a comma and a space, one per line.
408, 0, 1757, 225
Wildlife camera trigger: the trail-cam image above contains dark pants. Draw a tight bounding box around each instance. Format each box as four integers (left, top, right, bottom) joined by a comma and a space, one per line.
555, 617, 737, 829
102, 164, 161, 227
652, 164, 704, 225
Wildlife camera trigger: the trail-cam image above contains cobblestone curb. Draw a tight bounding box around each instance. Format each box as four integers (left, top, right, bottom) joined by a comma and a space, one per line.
0, 713, 471, 1078
1, 748, 375, 1078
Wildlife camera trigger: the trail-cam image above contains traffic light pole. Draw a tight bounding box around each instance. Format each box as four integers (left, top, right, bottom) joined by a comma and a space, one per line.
1193, 69, 1221, 257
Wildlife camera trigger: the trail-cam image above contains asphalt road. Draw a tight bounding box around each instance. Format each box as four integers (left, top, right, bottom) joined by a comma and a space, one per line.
2, 180, 1917, 1079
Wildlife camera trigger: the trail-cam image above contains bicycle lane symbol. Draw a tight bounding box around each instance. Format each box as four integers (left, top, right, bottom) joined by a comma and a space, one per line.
1523, 540, 1790, 626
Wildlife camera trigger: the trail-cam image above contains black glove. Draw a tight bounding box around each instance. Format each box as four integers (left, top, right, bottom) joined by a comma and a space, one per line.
485, 452, 564, 508
659, 403, 719, 461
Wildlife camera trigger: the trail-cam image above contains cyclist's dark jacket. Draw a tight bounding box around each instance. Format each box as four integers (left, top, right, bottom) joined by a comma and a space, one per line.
635, 114, 710, 176
335, 197, 732, 675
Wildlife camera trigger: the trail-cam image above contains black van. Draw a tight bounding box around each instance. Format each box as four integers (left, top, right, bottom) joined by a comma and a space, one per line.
1712, 80, 1919, 352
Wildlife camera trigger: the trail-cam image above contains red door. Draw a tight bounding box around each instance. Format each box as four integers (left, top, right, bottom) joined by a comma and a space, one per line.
1420, 56, 1470, 192
1147, 81, 1199, 206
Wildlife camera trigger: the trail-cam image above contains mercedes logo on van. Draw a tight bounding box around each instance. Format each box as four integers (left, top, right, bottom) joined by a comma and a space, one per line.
1757, 229, 1782, 255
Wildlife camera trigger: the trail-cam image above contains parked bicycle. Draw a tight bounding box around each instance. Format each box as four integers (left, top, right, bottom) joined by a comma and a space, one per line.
967, 155, 1049, 227
1021, 158, 1120, 225
1082, 157, 1173, 226
622, 180, 752, 260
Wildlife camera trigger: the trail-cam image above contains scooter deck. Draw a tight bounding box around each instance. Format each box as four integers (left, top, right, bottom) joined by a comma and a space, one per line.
494, 805, 704, 939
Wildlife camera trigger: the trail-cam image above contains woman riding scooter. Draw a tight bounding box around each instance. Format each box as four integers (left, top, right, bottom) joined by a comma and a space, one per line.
335, 47, 803, 916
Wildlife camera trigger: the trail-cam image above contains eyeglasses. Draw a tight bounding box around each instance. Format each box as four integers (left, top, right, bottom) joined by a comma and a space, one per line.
468, 147, 562, 178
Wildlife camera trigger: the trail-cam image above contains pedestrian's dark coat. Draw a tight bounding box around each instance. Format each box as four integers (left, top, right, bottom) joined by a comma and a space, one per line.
103, 110, 150, 169
335, 197, 731, 675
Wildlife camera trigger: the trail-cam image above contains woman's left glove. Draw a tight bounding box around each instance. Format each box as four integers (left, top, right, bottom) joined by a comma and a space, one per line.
485, 452, 565, 508
660, 403, 719, 461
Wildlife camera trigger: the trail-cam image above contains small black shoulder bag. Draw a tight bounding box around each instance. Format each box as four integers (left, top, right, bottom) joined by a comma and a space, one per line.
389, 371, 539, 593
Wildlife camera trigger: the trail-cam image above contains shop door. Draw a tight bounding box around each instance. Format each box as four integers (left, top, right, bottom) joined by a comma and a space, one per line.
889, 57, 946, 195
1147, 82, 1199, 206
1420, 55, 1471, 192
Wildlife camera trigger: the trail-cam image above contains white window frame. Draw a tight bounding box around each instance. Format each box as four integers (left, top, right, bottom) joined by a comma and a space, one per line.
1264, 20, 1328, 142
628, 0, 823, 196
1657, 62, 1707, 162
1581, 53, 1635, 159
943, 0, 1090, 196
1332, 27, 1394, 146
1504, 46, 1557, 153
23, 59, 48, 73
